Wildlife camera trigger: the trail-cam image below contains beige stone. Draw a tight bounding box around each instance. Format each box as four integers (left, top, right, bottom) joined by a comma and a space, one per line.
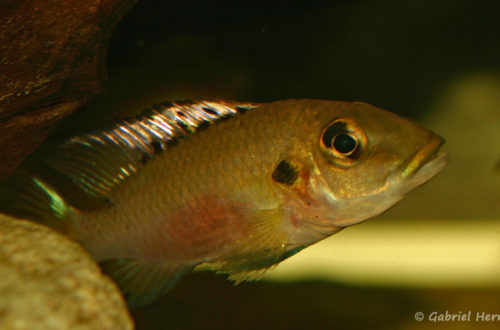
0, 214, 133, 329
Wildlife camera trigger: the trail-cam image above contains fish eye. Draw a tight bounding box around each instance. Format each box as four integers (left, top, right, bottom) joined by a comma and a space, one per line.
332, 133, 357, 155
320, 118, 366, 166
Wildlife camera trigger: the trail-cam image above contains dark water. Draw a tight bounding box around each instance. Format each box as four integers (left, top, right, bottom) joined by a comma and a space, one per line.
63, 0, 500, 131
103, 0, 499, 117
131, 272, 500, 330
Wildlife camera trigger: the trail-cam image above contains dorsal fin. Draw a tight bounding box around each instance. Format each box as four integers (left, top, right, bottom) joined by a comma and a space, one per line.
45, 99, 261, 198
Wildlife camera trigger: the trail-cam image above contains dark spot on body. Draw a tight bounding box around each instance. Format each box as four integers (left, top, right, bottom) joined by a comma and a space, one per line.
150, 140, 164, 154
272, 160, 298, 185
197, 120, 210, 131
202, 107, 218, 116
235, 106, 248, 114
177, 111, 187, 118
176, 120, 190, 132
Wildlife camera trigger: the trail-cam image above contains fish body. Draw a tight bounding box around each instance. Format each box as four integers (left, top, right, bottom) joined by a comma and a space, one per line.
1, 99, 448, 306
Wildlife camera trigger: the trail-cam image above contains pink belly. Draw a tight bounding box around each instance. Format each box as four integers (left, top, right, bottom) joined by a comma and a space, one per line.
141, 196, 251, 262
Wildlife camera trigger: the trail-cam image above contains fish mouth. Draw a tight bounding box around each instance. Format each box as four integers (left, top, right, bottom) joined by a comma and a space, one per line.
399, 134, 448, 191
402, 134, 446, 177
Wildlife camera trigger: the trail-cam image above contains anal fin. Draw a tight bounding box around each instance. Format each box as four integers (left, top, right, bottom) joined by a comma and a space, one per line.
100, 259, 194, 308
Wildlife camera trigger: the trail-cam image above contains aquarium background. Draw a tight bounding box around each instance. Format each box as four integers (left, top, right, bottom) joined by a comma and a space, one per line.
63, 0, 500, 329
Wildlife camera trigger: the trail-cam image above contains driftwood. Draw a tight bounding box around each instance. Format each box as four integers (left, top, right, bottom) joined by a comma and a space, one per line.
0, 0, 137, 179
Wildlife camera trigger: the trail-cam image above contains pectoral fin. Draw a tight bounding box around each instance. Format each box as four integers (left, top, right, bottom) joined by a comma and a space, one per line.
207, 207, 290, 283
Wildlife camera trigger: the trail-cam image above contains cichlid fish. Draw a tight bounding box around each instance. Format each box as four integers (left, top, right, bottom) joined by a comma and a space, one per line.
0, 99, 448, 306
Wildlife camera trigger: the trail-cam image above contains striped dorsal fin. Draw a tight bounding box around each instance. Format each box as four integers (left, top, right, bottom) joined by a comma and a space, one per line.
45, 99, 261, 198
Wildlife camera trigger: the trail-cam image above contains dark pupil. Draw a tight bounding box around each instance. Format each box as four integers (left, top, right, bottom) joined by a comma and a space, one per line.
333, 133, 357, 154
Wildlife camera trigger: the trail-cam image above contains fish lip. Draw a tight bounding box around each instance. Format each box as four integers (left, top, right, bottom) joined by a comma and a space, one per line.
393, 134, 448, 194
402, 150, 448, 192
401, 134, 446, 179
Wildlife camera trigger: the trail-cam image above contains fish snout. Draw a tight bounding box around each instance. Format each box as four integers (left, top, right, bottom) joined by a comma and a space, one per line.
401, 133, 446, 179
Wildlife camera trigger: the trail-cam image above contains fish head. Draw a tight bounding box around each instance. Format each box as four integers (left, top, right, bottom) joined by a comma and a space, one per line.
291, 100, 448, 230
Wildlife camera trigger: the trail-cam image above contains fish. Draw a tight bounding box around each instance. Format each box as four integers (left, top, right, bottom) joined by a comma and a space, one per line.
0, 98, 448, 307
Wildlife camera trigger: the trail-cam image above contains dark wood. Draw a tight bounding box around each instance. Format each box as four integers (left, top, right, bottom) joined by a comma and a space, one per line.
0, 0, 137, 179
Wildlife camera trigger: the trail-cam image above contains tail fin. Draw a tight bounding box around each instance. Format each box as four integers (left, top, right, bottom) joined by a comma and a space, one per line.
0, 170, 74, 234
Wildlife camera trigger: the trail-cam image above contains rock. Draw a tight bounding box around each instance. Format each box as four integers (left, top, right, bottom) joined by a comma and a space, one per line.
0, 0, 138, 179
0, 214, 133, 329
